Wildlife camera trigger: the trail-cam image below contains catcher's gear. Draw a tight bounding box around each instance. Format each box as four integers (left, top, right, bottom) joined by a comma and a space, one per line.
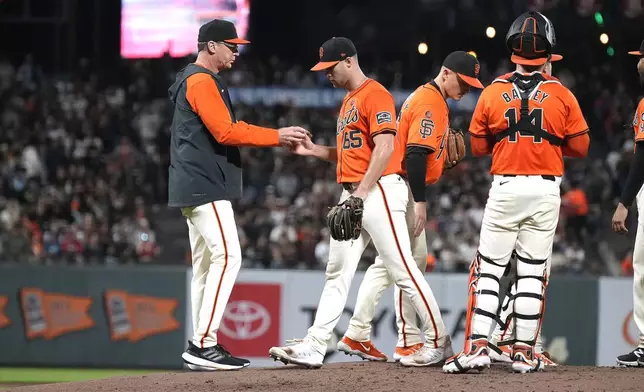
326, 196, 364, 241
444, 128, 466, 169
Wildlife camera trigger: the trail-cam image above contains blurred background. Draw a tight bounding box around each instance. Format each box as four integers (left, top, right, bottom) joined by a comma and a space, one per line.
0, 0, 643, 376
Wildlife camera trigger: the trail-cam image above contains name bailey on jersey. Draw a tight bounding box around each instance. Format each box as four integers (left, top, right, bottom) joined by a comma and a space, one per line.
501, 88, 550, 104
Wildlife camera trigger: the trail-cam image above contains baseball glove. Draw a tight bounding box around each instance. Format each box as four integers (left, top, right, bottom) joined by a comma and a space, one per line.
444, 128, 466, 169
326, 196, 364, 241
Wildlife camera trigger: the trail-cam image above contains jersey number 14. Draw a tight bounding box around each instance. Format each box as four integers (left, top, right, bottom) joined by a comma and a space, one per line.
504, 107, 545, 143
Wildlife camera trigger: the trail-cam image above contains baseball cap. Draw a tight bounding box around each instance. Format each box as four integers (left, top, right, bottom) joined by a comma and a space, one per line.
310, 37, 358, 71
198, 19, 250, 45
628, 40, 644, 56
443, 51, 484, 89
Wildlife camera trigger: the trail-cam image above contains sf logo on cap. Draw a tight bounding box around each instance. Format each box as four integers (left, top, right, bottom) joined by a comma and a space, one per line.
319, 47, 324, 59
474, 63, 480, 77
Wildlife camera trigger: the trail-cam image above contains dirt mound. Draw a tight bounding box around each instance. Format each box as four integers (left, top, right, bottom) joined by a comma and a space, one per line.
3, 363, 643, 392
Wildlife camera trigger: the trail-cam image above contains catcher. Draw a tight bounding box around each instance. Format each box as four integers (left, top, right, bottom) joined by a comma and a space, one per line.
269, 37, 453, 368
337, 51, 481, 366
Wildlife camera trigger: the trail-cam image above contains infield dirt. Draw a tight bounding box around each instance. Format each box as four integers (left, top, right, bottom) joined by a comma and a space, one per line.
2, 362, 644, 392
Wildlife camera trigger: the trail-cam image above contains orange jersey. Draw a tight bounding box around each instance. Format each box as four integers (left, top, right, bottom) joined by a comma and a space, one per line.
397, 82, 449, 185
335, 79, 401, 183
469, 72, 588, 176
633, 98, 644, 141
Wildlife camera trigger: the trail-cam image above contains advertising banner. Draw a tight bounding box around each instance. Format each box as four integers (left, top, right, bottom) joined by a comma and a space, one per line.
185, 270, 598, 367
596, 277, 640, 366
0, 265, 187, 369
227, 88, 480, 112
538, 277, 598, 365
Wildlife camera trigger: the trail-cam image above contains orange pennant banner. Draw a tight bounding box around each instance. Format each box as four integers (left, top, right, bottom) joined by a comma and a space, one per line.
20, 288, 94, 340
104, 290, 180, 342
0, 295, 10, 329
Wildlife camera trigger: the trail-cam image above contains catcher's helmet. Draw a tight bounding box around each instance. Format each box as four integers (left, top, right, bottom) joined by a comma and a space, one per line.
505, 11, 562, 66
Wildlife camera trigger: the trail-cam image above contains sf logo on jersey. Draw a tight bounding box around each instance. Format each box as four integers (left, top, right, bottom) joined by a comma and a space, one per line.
419, 111, 435, 139
635, 111, 644, 132
337, 99, 359, 135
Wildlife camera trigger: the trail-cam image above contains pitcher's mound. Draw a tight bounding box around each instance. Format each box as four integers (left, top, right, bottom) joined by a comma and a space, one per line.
4, 363, 643, 392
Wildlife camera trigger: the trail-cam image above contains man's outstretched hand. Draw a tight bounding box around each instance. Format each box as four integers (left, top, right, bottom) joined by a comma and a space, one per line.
278, 126, 309, 147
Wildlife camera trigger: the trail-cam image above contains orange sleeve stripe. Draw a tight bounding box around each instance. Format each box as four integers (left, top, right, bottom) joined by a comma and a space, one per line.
371, 128, 397, 137
562, 132, 589, 158
566, 129, 589, 138
185, 74, 279, 147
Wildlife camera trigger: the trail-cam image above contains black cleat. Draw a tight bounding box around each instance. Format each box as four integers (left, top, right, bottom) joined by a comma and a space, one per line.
616, 347, 644, 367
182, 341, 250, 370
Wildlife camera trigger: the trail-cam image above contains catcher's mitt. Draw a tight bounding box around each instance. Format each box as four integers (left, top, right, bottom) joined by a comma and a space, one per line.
444, 128, 466, 169
326, 196, 364, 241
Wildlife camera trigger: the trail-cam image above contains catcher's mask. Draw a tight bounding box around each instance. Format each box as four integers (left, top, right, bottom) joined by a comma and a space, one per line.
505, 11, 562, 66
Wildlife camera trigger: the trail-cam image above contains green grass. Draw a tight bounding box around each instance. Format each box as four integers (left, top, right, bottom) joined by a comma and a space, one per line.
0, 368, 164, 383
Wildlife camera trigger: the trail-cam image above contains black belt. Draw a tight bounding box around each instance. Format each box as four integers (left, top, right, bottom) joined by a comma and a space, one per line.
502, 174, 556, 182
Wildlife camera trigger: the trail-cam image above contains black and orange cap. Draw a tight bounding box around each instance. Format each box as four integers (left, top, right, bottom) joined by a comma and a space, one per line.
443, 51, 484, 89
629, 40, 644, 56
311, 37, 357, 71
198, 19, 250, 45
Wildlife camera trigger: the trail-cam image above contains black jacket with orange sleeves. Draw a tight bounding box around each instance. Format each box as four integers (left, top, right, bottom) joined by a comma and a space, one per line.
167, 64, 242, 208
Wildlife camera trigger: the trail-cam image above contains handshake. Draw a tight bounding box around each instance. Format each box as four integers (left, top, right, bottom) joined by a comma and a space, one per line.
278, 126, 314, 155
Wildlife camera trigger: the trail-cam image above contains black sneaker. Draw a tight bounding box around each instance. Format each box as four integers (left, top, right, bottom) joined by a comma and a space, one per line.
616, 347, 644, 367
182, 341, 250, 370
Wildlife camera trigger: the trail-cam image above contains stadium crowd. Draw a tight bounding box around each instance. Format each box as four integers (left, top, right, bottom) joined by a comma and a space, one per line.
0, 50, 640, 276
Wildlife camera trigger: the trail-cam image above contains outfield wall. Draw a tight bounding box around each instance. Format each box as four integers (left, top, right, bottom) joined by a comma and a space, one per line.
0, 265, 635, 368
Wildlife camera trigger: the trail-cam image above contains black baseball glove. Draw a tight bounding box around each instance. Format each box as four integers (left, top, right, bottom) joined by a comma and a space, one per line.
326, 196, 364, 241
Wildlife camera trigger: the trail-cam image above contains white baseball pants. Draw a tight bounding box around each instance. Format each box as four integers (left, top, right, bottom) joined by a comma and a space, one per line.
306, 174, 448, 350
465, 175, 560, 352
181, 200, 242, 349
631, 187, 644, 348
344, 185, 446, 348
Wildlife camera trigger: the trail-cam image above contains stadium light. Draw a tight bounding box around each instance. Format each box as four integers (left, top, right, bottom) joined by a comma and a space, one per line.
468, 51, 477, 58
418, 42, 428, 55
594, 12, 604, 26
607, 46, 615, 56
600, 33, 609, 45
486, 26, 496, 39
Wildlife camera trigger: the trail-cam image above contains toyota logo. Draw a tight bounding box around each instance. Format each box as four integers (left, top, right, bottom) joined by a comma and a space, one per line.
220, 300, 270, 340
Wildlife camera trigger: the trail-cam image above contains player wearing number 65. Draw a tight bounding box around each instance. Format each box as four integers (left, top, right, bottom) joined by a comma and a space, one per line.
335, 51, 483, 367
269, 37, 452, 369
443, 11, 590, 374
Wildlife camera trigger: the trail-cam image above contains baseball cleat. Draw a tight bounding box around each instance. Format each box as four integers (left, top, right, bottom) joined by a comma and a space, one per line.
400, 336, 454, 367
511, 345, 544, 373
182, 341, 249, 371
393, 343, 424, 362
488, 342, 513, 364
337, 336, 388, 362
442, 338, 491, 374
616, 347, 644, 367
268, 338, 324, 369
535, 351, 558, 367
